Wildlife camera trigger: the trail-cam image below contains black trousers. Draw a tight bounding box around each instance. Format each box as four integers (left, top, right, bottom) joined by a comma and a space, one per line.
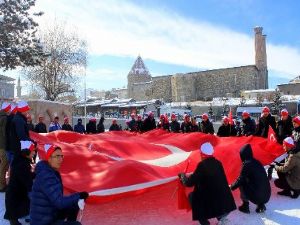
52, 205, 81, 225
274, 172, 292, 191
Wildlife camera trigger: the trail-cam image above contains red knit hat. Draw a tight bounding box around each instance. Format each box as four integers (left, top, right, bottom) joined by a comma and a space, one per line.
171, 113, 176, 119
1, 102, 11, 112
242, 111, 250, 118
17, 101, 30, 113
262, 106, 270, 113
281, 109, 288, 117
283, 137, 295, 148
223, 116, 229, 123
293, 116, 300, 126
44, 144, 59, 160
202, 113, 208, 120
20, 140, 35, 152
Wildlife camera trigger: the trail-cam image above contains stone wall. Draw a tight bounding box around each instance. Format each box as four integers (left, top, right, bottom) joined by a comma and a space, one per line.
151, 75, 172, 102
130, 81, 152, 101
278, 83, 300, 95
28, 100, 73, 127
127, 73, 152, 99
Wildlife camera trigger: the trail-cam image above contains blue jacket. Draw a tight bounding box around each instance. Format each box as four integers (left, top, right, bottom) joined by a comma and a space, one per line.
30, 161, 80, 225
49, 122, 62, 132
74, 123, 85, 134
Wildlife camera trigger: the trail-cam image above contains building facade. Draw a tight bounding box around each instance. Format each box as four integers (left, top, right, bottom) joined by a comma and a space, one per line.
127, 27, 268, 102
0, 75, 15, 101
277, 76, 300, 95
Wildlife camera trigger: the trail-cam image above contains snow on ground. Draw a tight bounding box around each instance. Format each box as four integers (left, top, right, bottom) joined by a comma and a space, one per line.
1, 173, 300, 225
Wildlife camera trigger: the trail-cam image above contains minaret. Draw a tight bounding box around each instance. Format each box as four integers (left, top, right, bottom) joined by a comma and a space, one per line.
254, 27, 268, 89
17, 76, 22, 98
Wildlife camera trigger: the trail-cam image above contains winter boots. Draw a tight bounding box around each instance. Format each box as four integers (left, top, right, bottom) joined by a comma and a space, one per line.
278, 189, 299, 199
238, 201, 250, 214
255, 204, 266, 213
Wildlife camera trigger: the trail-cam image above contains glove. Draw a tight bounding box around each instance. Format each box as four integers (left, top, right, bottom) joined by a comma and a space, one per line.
178, 173, 185, 179
79, 192, 89, 200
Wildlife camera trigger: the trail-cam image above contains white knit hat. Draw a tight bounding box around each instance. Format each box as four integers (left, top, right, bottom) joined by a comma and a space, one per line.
200, 142, 214, 156
17, 100, 30, 112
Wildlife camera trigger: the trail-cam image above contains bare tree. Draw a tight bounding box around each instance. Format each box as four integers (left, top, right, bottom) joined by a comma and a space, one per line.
23, 21, 87, 101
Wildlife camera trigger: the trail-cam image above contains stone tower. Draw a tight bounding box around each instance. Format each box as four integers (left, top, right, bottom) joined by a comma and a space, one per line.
16, 75, 22, 98
254, 26, 268, 89
127, 56, 152, 98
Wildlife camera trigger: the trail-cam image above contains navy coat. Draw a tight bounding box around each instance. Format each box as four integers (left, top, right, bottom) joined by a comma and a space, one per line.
30, 161, 80, 225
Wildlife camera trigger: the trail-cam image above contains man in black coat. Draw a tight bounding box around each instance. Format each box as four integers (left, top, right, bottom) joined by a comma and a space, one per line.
180, 114, 192, 133
128, 113, 137, 132
241, 111, 256, 136
62, 117, 73, 132
136, 115, 143, 132
5, 104, 17, 165
142, 111, 156, 132
109, 119, 121, 131
200, 113, 214, 134
170, 113, 180, 133
179, 142, 236, 225
96, 117, 105, 133
9, 101, 32, 160
26, 114, 35, 131
86, 118, 97, 134
230, 144, 271, 213
217, 117, 237, 137
277, 109, 293, 144
5, 140, 36, 225
255, 106, 276, 138
34, 115, 47, 133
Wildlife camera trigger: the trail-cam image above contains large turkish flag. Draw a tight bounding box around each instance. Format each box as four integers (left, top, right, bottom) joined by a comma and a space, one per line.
30, 129, 283, 204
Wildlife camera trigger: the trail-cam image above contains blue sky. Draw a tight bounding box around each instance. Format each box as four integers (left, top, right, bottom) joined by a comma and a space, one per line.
2, 0, 300, 94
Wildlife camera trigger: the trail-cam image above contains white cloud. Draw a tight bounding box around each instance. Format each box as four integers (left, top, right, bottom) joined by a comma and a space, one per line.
33, 0, 300, 83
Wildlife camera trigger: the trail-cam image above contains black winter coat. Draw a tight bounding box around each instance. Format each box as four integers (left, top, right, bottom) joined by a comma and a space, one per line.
217, 124, 237, 137
109, 124, 120, 131
180, 122, 192, 133
136, 121, 143, 132
170, 121, 180, 133
128, 119, 137, 132
277, 116, 293, 144
86, 122, 97, 134
200, 120, 215, 134
231, 144, 271, 205
255, 114, 276, 138
184, 157, 236, 221
27, 122, 35, 131
191, 124, 199, 132
9, 112, 30, 154
5, 113, 14, 151
143, 117, 156, 132
62, 124, 73, 131
4, 154, 34, 220
241, 117, 256, 136
34, 122, 47, 133
97, 118, 105, 133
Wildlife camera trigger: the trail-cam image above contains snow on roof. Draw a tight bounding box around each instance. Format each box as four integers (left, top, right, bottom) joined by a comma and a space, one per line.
243, 89, 276, 93
0, 74, 15, 82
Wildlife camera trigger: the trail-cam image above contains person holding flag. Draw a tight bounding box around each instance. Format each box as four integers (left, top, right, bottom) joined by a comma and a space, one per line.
255, 106, 276, 138
241, 111, 256, 136
199, 113, 214, 134
30, 144, 89, 225
178, 142, 236, 225
217, 116, 237, 137
272, 137, 300, 199
170, 113, 180, 133
276, 109, 293, 144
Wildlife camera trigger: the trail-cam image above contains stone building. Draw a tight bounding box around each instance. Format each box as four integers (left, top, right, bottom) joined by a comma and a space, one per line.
0, 74, 15, 101
277, 76, 300, 95
127, 27, 268, 102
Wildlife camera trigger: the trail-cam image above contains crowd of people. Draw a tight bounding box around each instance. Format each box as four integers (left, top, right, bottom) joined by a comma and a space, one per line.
0, 101, 88, 225
0, 100, 300, 225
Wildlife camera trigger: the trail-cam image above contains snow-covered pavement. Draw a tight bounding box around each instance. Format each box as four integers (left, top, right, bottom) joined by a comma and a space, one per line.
1, 173, 300, 225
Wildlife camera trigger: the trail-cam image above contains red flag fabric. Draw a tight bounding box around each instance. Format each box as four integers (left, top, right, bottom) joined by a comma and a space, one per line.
30, 129, 284, 204
268, 125, 277, 144
177, 180, 191, 211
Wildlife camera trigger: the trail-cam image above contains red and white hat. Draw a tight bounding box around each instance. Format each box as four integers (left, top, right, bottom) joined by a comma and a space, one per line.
20, 140, 35, 152
293, 116, 300, 126
64, 116, 69, 122
223, 116, 229, 123
283, 137, 295, 148
242, 111, 250, 118
202, 113, 208, 120
89, 117, 96, 122
148, 111, 153, 117
200, 142, 214, 156
1, 102, 11, 112
17, 101, 30, 113
44, 144, 58, 160
262, 106, 270, 113
171, 113, 176, 119
281, 109, 288, 117
10, 104, 17, 114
